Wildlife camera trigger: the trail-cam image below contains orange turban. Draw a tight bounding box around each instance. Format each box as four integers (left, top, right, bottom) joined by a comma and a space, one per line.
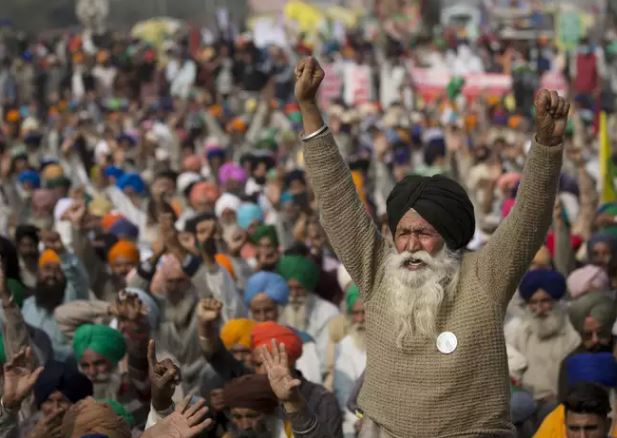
39, 249, 61, 267
107, 241, 140, 265
101, 213, 123, 231
251, 321, 303, 362
215, 253, 236, 280
227, 117, 247, 133
6, 110, 20, 123
221, 319, 257, 349
189, 181, 219, 206
351, 170, 366, 204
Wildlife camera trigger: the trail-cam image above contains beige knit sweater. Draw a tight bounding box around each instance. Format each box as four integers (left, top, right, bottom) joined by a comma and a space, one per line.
304, 132, 563, 438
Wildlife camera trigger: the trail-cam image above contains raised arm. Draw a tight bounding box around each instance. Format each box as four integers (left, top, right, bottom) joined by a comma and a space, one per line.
475, 90, 569, 311
296, 58, 387, 301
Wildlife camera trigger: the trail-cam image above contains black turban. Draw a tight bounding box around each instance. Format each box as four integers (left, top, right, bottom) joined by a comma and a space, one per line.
386, 174, 475, 250
34, 360, 93, 408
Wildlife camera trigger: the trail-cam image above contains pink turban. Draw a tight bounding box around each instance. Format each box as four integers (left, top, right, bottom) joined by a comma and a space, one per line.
218, 163, 248, 186
567, 265, 610, 299
497, 172, 522, 193
150, 254, 187, 295
182, 154, 202, 173
502, 198, 516, 218
189, 181, 220, 207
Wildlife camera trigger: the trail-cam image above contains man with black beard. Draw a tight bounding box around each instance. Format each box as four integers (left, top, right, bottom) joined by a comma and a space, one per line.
22, 249, 89, 360
557, 291, 617, 400
507, 269, 580, 412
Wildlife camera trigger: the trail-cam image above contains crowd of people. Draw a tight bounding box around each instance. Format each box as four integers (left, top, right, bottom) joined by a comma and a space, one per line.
0, 6, 617, 437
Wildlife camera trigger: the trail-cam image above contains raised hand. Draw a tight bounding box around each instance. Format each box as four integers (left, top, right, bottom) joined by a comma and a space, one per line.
40, 229, 65, 255
27, 408, 65, 438
147, 340, 181, 412
228, 230, 247, 256
66, 200, 87, 229
111, 290, 147, 323
2, 347, 44, 411
196, 298, 223, 326
294, 57, 325, 105
259, 340, 302, 403
141, 396, 212, 438
534, 90, 570, 147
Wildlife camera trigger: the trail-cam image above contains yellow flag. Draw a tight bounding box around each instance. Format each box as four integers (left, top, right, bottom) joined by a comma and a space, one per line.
599, 111, 617, 203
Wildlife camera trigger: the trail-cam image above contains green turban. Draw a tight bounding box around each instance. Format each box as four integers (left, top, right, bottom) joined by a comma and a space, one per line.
277, 255, 319, 292
0, 332, 5, 364
250, 225, 279, 247
346, 284, 360, 313
99, 399, 135, 427
73, 324, 126, 365
568, 291, 616, 334
6, 278, 25, 308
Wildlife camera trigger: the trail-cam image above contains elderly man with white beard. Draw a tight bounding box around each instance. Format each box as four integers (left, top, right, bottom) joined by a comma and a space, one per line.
507, 269, 581, 413
295, 56, 570, 437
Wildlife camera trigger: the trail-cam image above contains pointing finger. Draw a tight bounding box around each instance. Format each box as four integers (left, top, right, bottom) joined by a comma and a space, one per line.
147, 339, 156, 369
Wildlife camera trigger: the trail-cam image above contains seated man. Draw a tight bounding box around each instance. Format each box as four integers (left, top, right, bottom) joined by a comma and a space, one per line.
197, 299, 343, 437
507, 269, 580, 411
536, 381, 614, 438
22, 249, 89, 360
558, 291, 616, 399
277, 255, 340, 368
72, 323, 150, 428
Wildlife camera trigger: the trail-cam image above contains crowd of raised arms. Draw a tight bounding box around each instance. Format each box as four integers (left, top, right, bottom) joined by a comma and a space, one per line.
2, 5, 617, 437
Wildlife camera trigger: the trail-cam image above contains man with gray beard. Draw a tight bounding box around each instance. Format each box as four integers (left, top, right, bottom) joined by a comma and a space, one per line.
296, 56, 570, 437
507, 269, 580, 414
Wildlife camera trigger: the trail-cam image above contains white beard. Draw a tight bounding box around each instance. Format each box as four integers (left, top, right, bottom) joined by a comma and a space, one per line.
91, 370, 122, 400
384, 246, 461, 348
524, 305, 566, 340
282, 299, 309, 331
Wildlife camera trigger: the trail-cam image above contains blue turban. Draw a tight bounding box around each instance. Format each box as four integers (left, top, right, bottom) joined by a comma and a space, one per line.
206, 147, 225, 161
244, 271, 289, 306
566, 352, 617, 388
519, 269, 566, 302
34, 360, 92, 408
116, 172, 146, 195
104, 166, 125, 179
108, 219, 139, 240
237, 203, 263, 230
17, 170, 40, 188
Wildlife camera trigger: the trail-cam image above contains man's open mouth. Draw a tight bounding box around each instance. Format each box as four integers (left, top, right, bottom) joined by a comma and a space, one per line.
403, 258, 426, 270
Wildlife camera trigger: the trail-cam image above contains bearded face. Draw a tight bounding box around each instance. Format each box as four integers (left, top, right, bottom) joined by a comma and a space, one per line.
524, 304, 566, 340
35, 264, 67, 311
385, 246, 461, 348
228, 410, 278, 438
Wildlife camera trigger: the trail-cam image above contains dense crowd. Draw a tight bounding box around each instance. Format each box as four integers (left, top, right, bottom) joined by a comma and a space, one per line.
0, 9, 617, 438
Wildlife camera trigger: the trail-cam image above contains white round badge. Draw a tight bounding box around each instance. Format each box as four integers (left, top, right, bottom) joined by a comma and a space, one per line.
436, 331, 458, 354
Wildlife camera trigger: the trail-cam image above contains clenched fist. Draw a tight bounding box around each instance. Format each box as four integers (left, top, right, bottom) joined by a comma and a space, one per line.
534, 90, 570, 147
196, 298, 223, 325
294, 57, 325, 105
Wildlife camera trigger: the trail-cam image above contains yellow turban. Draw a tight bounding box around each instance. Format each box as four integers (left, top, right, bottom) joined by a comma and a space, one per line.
41, 164, 64, 181
220, 319, 257, 349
